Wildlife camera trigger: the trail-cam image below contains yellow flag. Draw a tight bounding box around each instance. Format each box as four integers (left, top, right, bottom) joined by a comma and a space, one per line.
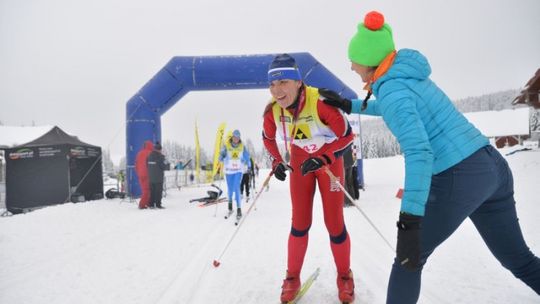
212, 122, 226, 178
195, 120, 201, 181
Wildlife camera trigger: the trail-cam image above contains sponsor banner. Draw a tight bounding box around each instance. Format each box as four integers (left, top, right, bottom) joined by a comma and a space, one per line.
70, 146, 101, 158
346, 113, 362, 159
211, 122, 226, 178
38, 147, 62, 157
70, 146, 87, 157
8, 145, 100, 161
87, 147, 100, 157
9, 148, 34, 160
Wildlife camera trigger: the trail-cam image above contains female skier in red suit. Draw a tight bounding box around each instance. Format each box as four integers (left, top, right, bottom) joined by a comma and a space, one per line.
262, 54, 356, 303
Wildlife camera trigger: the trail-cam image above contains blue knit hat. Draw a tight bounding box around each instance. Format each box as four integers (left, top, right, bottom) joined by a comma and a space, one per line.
232, 129, 241, 138
268, 54, 302, 83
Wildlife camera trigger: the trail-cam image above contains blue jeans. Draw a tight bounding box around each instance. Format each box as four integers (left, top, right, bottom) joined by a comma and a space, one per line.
387, 146, 540, 303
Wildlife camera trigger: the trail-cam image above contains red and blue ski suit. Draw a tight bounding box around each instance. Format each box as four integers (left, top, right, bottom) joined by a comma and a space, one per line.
263, 85, 354, 276
135, 140, 153, 209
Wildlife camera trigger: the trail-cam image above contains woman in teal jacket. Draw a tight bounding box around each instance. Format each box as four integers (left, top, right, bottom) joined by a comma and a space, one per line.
320, 11, 540, 304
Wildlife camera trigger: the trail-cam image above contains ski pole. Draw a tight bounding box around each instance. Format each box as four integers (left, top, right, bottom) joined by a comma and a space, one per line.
326, 168, 448, 303
213, 173, 222, 217
324, 167, 395, 252
213, 187, 219, 217
212, 171, 274, 267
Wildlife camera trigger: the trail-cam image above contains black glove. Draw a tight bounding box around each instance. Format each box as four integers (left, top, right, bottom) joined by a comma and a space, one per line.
396, 212, 422, 271
273, 161, 293, 181
318, 88, 352, 114
300, 156, 329, 176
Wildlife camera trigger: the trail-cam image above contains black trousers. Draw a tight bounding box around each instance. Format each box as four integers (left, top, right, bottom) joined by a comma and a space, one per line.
149, 182, 163, 207
240, 173, 250, 197
344, 166, 356, 205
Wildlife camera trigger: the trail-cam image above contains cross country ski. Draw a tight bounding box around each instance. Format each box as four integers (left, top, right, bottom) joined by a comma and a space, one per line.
283, 267, 320, 304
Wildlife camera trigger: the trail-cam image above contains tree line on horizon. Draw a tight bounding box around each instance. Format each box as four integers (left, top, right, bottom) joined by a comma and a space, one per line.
106, 89, 538, 174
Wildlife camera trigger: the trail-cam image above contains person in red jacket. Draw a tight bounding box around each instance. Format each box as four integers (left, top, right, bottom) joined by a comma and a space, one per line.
135, 140, 153, 209
262, 54, 356, 303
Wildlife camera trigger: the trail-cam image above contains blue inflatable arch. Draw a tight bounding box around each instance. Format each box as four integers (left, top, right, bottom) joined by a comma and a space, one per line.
126, 52, 360, 196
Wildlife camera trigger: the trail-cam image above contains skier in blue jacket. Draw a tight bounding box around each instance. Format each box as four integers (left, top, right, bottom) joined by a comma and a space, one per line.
320, 10, 540, 304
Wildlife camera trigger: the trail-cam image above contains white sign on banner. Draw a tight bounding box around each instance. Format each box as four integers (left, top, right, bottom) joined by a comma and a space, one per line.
346, 113, 362, 160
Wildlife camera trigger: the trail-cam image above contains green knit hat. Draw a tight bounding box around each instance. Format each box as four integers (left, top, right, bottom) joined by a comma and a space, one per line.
348, 11, 395, 67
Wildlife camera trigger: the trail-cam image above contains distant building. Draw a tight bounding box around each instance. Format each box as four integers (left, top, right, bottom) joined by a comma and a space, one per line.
512, 68, 540, 144
512, 68, 540, 109
0, 152, 3, 184
464, 108, 530, 148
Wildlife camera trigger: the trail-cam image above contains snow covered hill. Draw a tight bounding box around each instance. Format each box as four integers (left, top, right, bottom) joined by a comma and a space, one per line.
1, 147, 538, 304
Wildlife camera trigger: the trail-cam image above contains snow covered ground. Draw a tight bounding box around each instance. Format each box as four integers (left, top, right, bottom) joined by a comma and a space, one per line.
0, 147, 538, 304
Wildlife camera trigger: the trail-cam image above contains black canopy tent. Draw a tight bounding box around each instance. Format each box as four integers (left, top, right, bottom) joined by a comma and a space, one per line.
5, 126, 103, 213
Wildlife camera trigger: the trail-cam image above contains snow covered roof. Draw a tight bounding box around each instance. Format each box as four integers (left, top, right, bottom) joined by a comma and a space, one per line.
0, 125, 54, 148
464, 107, 529, 137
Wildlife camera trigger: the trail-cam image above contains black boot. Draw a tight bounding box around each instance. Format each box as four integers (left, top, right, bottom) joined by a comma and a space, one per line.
228, 201, 233, 211
237, 208, 242, 217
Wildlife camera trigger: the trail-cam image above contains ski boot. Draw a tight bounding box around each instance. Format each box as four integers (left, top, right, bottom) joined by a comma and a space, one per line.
224, 201, 233, 219
280, 271, 301, 303
233, 208, 243, 225
337, 269, 355, 303
236, 208, 242, 220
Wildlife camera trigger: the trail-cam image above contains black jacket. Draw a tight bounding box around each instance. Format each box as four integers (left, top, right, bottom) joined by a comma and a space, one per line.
343, 145, 355, 169
147, 151, 170, 183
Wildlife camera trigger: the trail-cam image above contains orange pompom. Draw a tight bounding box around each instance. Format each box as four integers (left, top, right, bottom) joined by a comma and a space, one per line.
364, 11, 385, 30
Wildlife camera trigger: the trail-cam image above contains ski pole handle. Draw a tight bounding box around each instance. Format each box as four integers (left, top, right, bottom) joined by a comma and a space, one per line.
324, 167, 357, 205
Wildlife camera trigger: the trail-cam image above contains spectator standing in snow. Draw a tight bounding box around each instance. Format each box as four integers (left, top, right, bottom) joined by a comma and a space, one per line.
320, 11, 540, 303
117, 170, 125, 193
219, 130, 250, 219
146, 142, 170, 209
342, 145, 357, 207
135, 141, 153, 209
240, 156, 254, 202
262, 53, 355, 303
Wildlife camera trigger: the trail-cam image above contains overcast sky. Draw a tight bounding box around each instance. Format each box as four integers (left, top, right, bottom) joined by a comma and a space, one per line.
1, 0, 539, 161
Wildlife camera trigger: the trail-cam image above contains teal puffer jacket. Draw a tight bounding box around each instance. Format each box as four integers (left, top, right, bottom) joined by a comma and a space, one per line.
352, 49, 488, 216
